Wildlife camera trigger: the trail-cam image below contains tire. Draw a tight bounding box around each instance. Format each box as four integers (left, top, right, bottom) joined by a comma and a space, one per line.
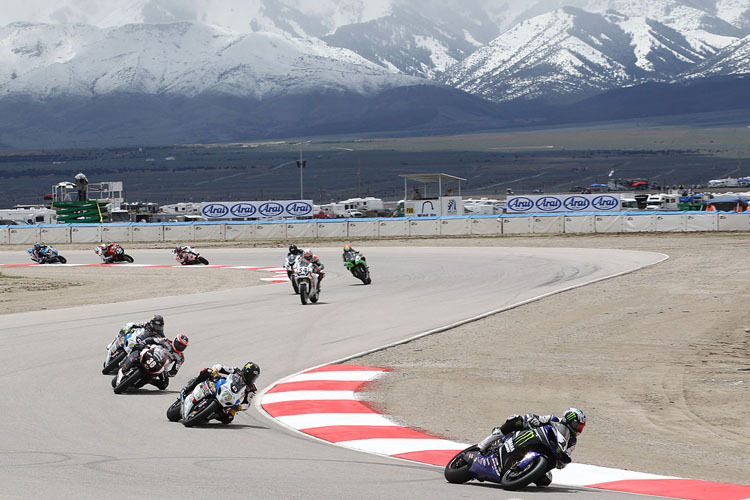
500, 454, 549, 491
299, 283, 308, 305
57, 256, 67, 264
198, 257, 209, 265
102, 351, 126, 375
310, 290, 319, 303
123, 254, 134, 263
113, 369, 143, 394
444, 445, 478, 484
183, 400, 221, 427
289, 272, 299, 294
166, 399, 182, 422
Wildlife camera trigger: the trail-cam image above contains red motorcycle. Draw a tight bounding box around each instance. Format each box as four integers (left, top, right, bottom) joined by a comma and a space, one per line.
173, 246, 209, 265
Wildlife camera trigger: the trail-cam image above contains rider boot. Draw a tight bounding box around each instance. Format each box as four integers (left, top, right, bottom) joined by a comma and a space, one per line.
534, 471, 553, 487
150, 373, 169, 390
477, 427, 504, 453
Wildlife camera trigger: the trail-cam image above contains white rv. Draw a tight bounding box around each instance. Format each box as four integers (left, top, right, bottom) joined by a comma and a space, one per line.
645, 193, 680, 211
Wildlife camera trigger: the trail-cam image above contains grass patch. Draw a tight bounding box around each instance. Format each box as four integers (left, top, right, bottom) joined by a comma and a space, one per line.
0, 272, 21, 279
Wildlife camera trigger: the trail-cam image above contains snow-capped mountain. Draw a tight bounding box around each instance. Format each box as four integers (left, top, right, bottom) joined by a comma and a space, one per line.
685, 33, 750, 78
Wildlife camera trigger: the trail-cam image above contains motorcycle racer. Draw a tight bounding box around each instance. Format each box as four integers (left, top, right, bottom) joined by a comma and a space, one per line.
477, 408, 586, 486
341, 244, 364, 262
301, 248, 324, 289
125, 334, 189, 389
28, 243, 49, 262
287, 244, 303, 258
95, 243, 118, 263
179, 362, 260, 424
118, 314, 165, 339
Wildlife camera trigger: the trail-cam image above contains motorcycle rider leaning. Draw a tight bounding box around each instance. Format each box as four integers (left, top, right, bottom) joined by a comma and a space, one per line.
301, 248, 325, 289
179, 362, 261, 424
477, 408, 586, 487
30, 243, 48, 262
95, 243, 118, 263
341, 244, 364, 262
121, 334, 189, 390
287, 244, 303, 258
119, 314, 165, 340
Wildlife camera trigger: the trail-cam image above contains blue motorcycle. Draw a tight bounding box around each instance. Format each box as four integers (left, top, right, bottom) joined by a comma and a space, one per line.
444, 424, 568, 490
27, 245, 67, 264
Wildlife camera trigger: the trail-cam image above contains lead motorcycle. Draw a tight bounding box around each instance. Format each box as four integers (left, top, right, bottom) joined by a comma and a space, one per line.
444, 424, 568, 490
166, 372, 247, 427
284, 253, 300, 294
294, 259, 320, 305
95, 243, 134, 263
343, 250, 371, 285
111, 344, 170, 394
27, 246, 67, 264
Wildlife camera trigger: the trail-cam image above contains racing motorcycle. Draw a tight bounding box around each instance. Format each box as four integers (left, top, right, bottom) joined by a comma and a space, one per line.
294, 259, 320, 305
95, 243, 134, 263
166, 371, 246, 427
102, 327, 151, 374
444, 424, 568, 490
284, 253, 300, 294
343, 250, 371, 285
111, 344, 170, 394
174, 247, 209, 265
27, 246, 67, 264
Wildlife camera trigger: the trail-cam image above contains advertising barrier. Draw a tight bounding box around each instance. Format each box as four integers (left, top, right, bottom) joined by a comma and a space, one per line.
8, 226, 40, 244
201, 200, 313, 219
317, 220, 347, 238
532, 215, 564, 234
470, 217, 501, 235
286, 222, 317, 239
623, 214, 655, 232
100, 224, 129, 242
252, 221, 286, 239
409, 218, 440, 236
507, 194, 621, 213
347, 220, 378, 238
378, 219, 409, 237
685, 213, 717, 232
502, 216, 532, 234
193, 223, 226, 241
655, 214, 685, 232
595, 214, 623, 233
132, 224, 164, 242
163, 223, 196, 242
440, 217, 470, 236
40, 225, 71, 244
564, 215, 595, 234
718, 213, 750, 231
225, 223, 255, 240
0, 227, 8, 244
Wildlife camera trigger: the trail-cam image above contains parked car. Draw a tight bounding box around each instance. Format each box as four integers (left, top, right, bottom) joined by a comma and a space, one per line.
0, 219, 24, 225
345, 210, 365, 218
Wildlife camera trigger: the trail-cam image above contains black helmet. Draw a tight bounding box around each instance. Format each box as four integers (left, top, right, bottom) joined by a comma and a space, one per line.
241, 362, 260, 386
289, 244, 298, 254
172, 334, 189, 352
147, 314, 165, 334
562, 408, 586, 435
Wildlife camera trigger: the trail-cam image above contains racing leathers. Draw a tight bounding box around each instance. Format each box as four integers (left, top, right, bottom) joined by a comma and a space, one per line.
477, 413, 578, 486
95, 243, 118, 263
306, 255, 325, 289
180, 364, 257, 424
29, 244, 49, 263
125, 336, 185, 390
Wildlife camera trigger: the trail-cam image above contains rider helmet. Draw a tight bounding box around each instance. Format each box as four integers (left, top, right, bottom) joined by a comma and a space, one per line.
172, 334, 189, 352
302, 249, 313, 261
289, 244, 298, 254
174, 245, 182, 254
562, 408, 586, 435
241, 362, 260, 386
147, 314, 165, 334
343, 244, 352, 252
34, 243, 41, 250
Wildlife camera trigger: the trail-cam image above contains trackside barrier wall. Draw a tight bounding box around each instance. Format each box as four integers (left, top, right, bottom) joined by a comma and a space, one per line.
3, 211, 750, 245
564, 215, 595, 234
378, 219, 409, 237
623, 214, 655, 233
347, 220, 378, 238
440, 217, 471, 236
225, 223, 255, 240
655, 214, 685, 232
532, 216, 564, 234
40, 225, 71, 244
163, 223, 196, 242
318, 220, 348, 238
502, 216, 532, 234
8, 226, 40, 244
409, 218, 440, 236
252, 221, 286, 240
100, 224, 127, 242
285, 222, 317, 239
70, 224, 103, 244
131, 224, 164, 242
718, 213, 750, 231
193, 223, 226, 241
470, 217, 501, 235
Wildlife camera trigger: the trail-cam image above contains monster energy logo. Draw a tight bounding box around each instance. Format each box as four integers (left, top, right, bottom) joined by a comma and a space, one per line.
514, 430, 535, 447
565, 411, 577, 422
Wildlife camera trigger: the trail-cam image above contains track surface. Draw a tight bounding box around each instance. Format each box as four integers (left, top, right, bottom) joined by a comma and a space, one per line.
0, 247, 666, 499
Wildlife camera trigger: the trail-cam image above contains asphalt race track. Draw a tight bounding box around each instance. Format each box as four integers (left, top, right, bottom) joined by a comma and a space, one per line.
0, 246, 667, 500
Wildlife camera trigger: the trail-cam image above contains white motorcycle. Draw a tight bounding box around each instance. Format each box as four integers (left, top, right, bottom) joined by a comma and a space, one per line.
112, 343, 171, 394
102, 326, 149, 375
284, 254, 300, 294
166, 372, 247, 427
294, 259, 320, 305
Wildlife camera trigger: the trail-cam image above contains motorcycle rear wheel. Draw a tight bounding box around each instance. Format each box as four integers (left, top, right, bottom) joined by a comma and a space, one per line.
500, 454, 549, 490
113, 369, 142, 394
444, 445, 478, 484
102, 351, 126, 375
183, 400, 221, 427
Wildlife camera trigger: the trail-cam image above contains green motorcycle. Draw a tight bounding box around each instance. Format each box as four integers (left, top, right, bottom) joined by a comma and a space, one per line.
344, 250, 371, 285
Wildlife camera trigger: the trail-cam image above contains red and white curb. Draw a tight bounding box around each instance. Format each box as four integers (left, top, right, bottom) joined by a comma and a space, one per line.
0, 263, 289, 283
260, 364, 750, 500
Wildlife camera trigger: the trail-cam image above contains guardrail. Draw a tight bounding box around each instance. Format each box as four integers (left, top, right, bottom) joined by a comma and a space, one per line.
1, 212, 749, 245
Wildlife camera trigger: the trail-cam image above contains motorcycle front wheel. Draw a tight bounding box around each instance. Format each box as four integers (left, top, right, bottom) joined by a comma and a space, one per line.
289, 272, 299, 294
444, 445, 479, 484
113, 369, 142, 394
56, 256, 67, 264
500, 454, 549, 490
183, 400, 221, 427
299, 283, 308, 305
102, 350, 126, 375
123, 254, 134, 263
166, 399, 182, 422
198, 257, 209, 265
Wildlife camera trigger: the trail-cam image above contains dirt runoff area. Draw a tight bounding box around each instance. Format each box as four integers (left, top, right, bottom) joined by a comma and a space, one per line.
2, 234, 749, 483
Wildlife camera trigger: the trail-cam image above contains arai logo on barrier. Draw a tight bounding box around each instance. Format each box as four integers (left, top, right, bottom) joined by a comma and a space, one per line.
507, 197, 534, 212
230, 203, 257, 217
286, 201, 312, 217
563, 196, 591, 211
592, 195, 620, 210
258, 202, 284, 217
535, 196, 562, 211
202, 203, 229, 218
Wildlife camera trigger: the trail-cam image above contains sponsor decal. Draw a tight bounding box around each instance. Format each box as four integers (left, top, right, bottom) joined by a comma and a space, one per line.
202, 203, 229, 218
563, 196, 591, 211
286, 201, 312, 217
258, 202, 284, 217
230, 203, 256, 217
535, 196, 562, 211
592, 195, 620, 210
507, 197, 534, 212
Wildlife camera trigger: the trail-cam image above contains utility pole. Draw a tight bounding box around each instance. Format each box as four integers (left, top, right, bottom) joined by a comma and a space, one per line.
296, 150, 306, 199
357, 159, 361, 198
